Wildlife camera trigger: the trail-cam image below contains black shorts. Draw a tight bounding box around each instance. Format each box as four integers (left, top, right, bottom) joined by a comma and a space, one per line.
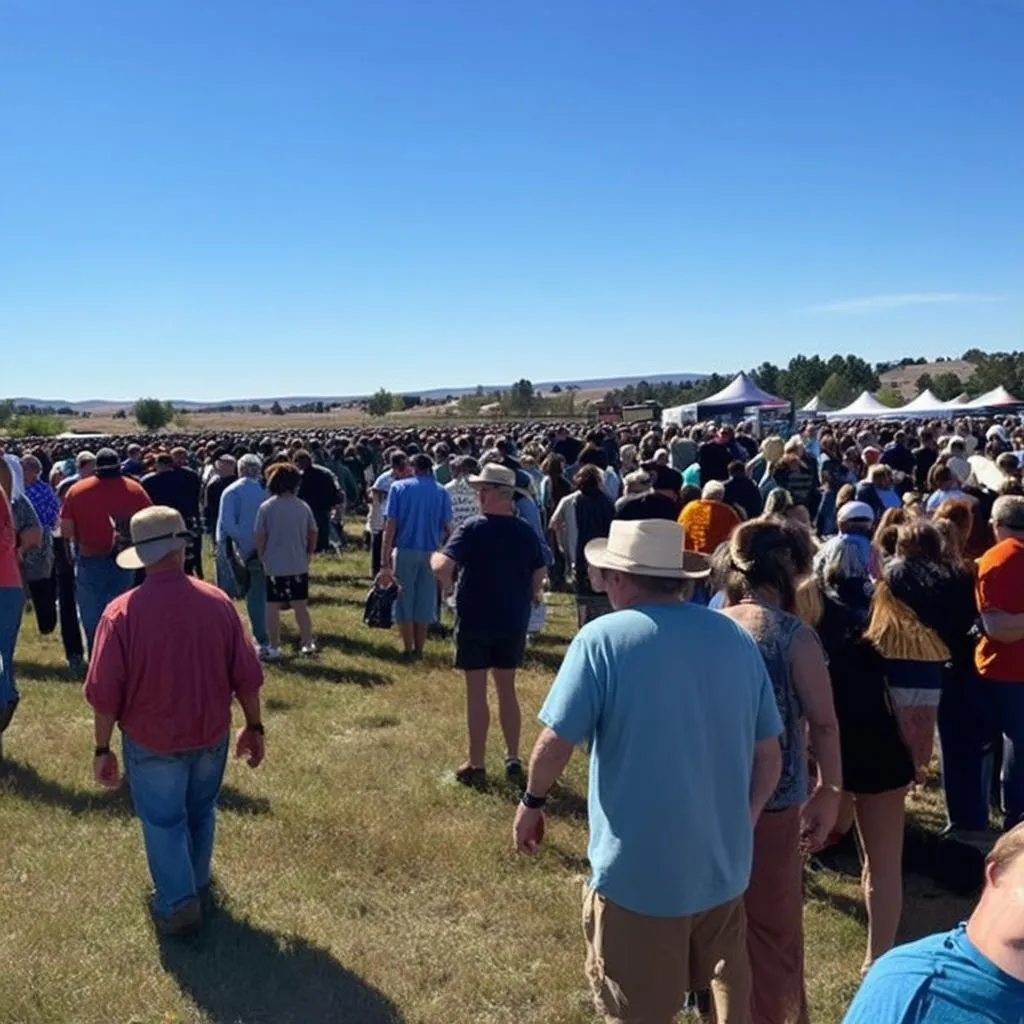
454, 626, 527, 672
266, 574, 309, 603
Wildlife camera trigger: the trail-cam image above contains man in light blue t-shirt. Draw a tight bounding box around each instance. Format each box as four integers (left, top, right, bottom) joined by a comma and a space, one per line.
843, 821, 1024, 1024
513, 519, 783, 1024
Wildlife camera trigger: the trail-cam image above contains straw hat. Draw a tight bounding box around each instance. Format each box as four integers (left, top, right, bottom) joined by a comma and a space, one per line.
116, 506, 192, 570
468, 464, 516, 489
585, 520, 711, 580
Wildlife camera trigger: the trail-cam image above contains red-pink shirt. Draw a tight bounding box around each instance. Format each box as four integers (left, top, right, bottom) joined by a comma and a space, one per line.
83, 570, 263, 752
0, 493, 20, 588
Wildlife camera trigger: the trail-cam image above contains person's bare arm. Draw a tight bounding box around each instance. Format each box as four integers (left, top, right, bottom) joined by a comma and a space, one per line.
750, 736, 782, 824
514, 727, 576, 853
60, 516, 76, 547
254, 526, 267, 560
548, 499, 568, 553
380, 518, 397, 572
17, 526, 42, 553
791, 629, 842, 792
531, 567, 546, 605
431, 552, 456, 595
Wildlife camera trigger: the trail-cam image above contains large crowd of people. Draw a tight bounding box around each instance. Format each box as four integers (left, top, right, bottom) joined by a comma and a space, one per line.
2, 411, 1024, 1022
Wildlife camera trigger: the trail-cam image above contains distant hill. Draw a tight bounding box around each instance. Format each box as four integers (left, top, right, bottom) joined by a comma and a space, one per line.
9, 373, 706, 412
878, 359, 976, 400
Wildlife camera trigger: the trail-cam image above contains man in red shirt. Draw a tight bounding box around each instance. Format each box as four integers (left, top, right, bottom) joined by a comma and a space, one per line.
84, 506, 265, 936
61, 448, 151, 654
975, 495, 1024, 831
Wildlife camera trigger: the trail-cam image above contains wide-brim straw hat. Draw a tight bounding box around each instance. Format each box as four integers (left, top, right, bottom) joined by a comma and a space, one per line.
468, 464, 516, 489
116, 506, 191, 570
585, 519, 711, 580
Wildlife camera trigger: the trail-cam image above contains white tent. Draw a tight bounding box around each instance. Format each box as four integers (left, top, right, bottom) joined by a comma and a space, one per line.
944, 393, 971, 408
696, 371, 788, 410
968, 385, 1023, 409
661, 404, 698, 427
824, 391, 893, 420
797, 395, 831, 415
898, 389, 954, 418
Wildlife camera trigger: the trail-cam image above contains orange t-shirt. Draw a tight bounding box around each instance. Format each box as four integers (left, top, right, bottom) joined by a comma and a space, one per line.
679, 499, 741, 556
975, 537, 1024, 681
61, 476, 152, 557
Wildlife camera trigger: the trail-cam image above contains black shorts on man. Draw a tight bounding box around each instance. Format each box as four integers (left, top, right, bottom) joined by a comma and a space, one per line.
266, 574, 310, 603
454, 627, 527, 672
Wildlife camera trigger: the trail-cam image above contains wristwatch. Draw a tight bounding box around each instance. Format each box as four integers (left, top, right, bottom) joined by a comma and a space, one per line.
521, 791, 547, 810
94, 745, 111, 757
246, 723, 265, 735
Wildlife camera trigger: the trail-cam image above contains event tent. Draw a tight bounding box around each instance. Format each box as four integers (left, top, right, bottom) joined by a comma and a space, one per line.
967, 385, 1023, 409
823, 391, 892, 420
797, 395, 831, 416
897, 389, 955, 418
944, 393, 971, 408
662, 372, 788, 427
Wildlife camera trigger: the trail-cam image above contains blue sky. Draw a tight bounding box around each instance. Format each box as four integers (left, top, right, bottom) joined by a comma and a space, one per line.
2, 0, 1021, 402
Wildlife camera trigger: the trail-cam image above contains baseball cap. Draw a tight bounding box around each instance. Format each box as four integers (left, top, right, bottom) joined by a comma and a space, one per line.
838, 500, 876, 525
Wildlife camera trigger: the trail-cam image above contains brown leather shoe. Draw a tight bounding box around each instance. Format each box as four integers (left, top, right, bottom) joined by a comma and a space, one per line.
153, 897, 202, 937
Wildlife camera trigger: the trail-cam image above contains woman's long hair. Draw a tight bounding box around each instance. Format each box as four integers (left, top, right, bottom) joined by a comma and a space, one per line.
722, 517, 813, 614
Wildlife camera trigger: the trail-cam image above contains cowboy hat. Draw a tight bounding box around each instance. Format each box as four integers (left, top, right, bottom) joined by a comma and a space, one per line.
468, 464, 516, 489
585, 520, 711, 580
116, 506, 192, 570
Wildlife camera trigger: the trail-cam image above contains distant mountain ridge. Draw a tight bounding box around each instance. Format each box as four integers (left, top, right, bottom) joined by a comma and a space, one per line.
9, 372, 706, 411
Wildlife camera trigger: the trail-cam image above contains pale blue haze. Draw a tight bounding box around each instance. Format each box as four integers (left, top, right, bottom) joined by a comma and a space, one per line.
1, 1, 1021, 401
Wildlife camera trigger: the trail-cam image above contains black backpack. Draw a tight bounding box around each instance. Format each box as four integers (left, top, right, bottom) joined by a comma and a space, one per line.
363, 584, 398, 629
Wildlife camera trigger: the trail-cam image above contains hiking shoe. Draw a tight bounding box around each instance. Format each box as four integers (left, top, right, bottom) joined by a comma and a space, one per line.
505, 757, 526, 790
455, 764, 487, 790
152, 897, 202, 937
300, 642, 318, 657
260, 646, 283, 663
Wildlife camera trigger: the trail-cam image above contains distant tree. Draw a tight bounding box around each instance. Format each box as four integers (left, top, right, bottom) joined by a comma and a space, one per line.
876, 385, 904, 408
314, 401, 324, 414
915, 373, 934, 393
962, 348, 986, 363
366, 388, 394, 417
113, 409, 127, 420
507, 379, 536, 412
550, 384, 563, 394
932, 372, 964, 402
248, 403, 262, 414
817, 372, 855, 410
133, 397, 174, 431
0, 400, 14, 426
270, 401, 285, 416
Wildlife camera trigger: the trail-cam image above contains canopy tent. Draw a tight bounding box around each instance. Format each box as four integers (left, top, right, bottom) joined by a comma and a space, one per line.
662, 372, 788, 427
897, 388, 955, 419
797, 395, 831, 415
944, 393, 971, 408
823, 390, 892, 420
967, 385, 1023, 409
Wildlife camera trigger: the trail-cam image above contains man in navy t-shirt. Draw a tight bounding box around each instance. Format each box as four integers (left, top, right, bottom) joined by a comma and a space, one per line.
431, 463, 546, 791
843, 821, 1024, 1023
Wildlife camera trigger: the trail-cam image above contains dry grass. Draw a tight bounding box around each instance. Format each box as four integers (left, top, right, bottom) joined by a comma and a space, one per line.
878, 360, 976, 400
0, 536, 973, 1023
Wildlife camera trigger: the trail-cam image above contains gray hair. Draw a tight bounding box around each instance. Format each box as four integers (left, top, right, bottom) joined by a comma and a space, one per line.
702, 480, 726, 501
992, 495, 1024, 532
237, 454, 263, 477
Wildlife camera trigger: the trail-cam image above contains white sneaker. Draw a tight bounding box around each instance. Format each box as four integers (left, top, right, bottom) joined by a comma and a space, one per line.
260, 646, 283, 663
300, 642, 318, 657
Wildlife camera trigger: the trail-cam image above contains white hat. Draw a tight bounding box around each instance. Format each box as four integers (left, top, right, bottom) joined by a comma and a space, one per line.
585, 520, 711, 580
468, 464, 516, 489
116, 506, 191, 570
837, 500, 875, 525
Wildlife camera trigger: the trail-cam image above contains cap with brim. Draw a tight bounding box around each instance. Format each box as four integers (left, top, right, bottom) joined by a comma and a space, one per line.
837, 500, 876, 525
585, 519, 711, 580
468, 464, 516, 489
116, 506, 191, 570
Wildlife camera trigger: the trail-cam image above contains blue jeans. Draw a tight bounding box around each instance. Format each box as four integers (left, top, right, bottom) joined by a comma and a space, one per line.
75, 555, 134, 654
0, 586, 24, 710
246, 559, 268, 647
938, 671, 995, 831
123, 733, 229, 916
977, 680, 1024, 829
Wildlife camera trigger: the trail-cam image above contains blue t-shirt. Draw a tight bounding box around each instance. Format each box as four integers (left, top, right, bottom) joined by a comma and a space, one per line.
444, 514, 545, 634
539, 603, 782, 918
843, 924, 1024, 1024
385, 474, 452, 551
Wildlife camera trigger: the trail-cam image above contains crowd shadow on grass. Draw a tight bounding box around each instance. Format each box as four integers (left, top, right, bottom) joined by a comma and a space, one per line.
13, 659, 80, 683
159, 908, 404, 1024
308, 591, 368, 610
313, 569, 371, 588
0, 761, 269, 818
315, 632, 410, 664
523, 646, 566, 673
287, 659, 392, 688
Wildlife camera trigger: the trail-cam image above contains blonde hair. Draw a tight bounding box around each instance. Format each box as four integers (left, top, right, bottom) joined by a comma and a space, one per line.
988, 820, 1024, 876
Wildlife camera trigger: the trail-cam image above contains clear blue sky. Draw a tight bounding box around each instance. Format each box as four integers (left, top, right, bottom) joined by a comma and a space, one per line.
2, 0, 1021, 402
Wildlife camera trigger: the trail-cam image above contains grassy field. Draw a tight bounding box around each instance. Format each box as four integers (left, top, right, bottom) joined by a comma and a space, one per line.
0, 536, 973, 1024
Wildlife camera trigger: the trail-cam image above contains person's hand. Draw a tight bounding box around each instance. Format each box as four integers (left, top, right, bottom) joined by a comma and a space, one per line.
94, 751, 121, 789
375, 567, 397, 589
513, 804, 546, 855
800, 787, 841, 853
235, 726, 265, 768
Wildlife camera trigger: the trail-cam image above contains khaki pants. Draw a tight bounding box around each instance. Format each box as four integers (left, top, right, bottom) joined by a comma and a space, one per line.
582, 887, 752, 1024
